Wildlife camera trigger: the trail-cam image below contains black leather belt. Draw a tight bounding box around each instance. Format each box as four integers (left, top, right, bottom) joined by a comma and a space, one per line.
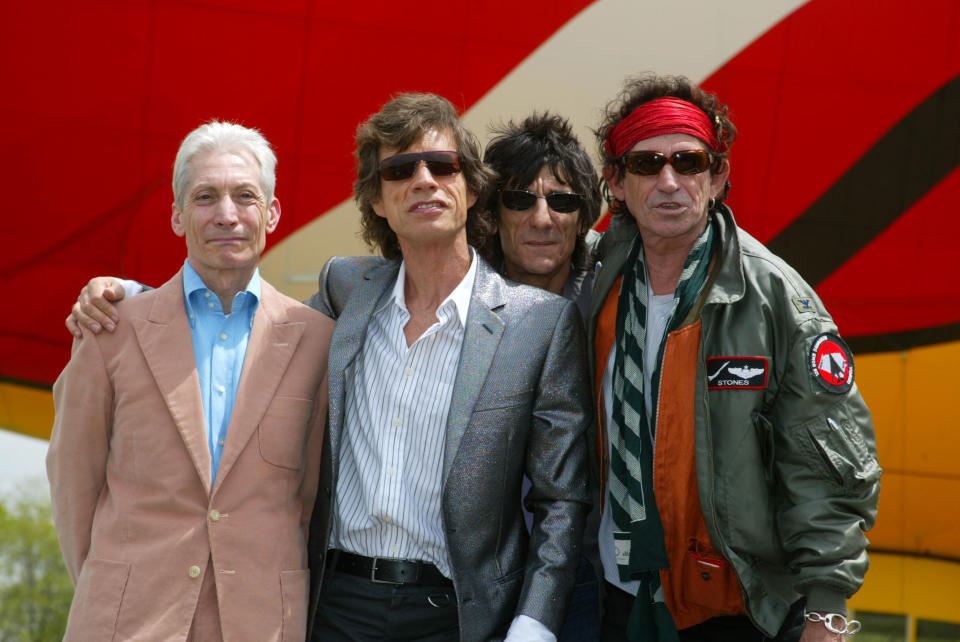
332, 550, 453, 587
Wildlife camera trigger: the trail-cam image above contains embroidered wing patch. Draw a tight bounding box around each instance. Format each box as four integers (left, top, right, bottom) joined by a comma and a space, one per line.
809, 333, 855, 393
706, 357, 768, 389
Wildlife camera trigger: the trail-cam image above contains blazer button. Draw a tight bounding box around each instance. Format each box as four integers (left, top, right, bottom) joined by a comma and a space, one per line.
188, 565, 201, 579
209, 509, 221, 521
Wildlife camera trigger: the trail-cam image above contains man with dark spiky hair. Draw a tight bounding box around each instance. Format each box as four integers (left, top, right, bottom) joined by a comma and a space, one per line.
483, 111, 604, 641
481, 112, 602, 305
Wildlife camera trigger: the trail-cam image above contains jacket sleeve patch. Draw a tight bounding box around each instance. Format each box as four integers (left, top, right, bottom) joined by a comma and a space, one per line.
809, 333, 854, 393
706, 356, 768, 389
792, 297, 817, 313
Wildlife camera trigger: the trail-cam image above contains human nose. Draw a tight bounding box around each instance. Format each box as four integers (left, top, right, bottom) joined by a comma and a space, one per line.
410, 161, 440, 189
655, 163, 681, 192
213, 196, 240, 226
528, 197, 554, 229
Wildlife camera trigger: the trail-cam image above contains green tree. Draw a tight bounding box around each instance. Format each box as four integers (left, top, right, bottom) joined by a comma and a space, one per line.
0, 480, 72, 641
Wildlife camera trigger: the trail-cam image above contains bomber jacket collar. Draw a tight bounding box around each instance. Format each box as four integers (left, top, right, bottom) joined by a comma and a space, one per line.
701, 204, 747, 308
590, 204, 748, 324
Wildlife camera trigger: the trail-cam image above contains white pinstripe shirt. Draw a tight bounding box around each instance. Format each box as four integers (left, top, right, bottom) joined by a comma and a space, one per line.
329, 252, 477, 576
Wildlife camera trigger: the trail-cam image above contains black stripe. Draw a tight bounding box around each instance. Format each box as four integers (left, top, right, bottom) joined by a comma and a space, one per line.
766, 74, 960, 286
846, 321, 960, 354
0, 376, 52, 391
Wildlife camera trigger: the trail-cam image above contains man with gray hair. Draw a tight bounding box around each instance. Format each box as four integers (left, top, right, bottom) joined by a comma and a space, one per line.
49, 121, 333, 641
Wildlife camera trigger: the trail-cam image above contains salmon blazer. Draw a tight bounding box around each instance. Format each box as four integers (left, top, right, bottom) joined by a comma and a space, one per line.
48, 269, 333, 642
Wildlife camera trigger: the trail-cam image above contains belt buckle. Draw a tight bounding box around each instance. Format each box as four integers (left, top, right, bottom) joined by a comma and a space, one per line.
370, 557, 420, 585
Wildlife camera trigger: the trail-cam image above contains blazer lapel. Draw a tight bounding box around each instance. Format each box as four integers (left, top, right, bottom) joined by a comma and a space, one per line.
133, 271, 212, 493
326, 261, 399, 469
443, 258, 505, 482
212, 282, 306, 494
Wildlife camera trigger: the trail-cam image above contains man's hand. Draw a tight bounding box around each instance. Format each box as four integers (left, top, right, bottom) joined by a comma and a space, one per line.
66, 277, 126, 338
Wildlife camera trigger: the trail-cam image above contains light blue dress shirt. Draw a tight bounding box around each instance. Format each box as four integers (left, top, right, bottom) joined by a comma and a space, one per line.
182, 260, 260, 484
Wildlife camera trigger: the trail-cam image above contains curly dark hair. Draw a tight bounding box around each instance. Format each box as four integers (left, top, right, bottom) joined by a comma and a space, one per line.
481, 112, 601, 271
595, 73, 737, 210
353, 93, 496, 260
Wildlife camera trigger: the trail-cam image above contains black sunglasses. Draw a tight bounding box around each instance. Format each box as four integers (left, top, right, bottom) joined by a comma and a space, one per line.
380, 151, 461, 181
622, 149, 714, 176
499, 189, 583, 214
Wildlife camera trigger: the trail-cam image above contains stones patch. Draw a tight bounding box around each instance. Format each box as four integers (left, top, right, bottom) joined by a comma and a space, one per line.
809, 333, 854, 393
706, 357, 767, 389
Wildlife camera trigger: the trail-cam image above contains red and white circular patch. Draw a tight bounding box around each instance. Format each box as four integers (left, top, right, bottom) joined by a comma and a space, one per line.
809, 333, 854, 393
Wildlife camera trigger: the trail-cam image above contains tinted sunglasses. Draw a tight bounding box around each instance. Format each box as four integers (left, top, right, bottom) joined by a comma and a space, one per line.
622, 149, 713, 176
499, 189, 583, 214
380, 151, 461, 181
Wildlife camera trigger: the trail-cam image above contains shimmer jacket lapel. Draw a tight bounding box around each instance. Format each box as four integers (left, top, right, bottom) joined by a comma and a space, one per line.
443, 258, 505, 482
326, 261, 400, 470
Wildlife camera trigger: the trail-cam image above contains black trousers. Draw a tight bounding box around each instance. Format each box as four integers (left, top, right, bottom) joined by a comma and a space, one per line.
311, 567, 459, 641
600, 582, 806, 642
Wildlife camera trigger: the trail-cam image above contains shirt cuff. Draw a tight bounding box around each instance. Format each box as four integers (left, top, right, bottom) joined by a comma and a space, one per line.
504, 615, 556, 642
119, 279, 145, 299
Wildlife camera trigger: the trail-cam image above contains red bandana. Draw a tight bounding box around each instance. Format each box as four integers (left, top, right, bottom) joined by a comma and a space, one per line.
605, 97, 723, 158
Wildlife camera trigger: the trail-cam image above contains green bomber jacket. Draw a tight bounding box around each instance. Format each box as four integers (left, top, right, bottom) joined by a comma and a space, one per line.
586, 205, 881, 636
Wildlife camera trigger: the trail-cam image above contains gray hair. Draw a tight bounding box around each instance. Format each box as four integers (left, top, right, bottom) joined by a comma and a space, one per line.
172, 120, 277, 211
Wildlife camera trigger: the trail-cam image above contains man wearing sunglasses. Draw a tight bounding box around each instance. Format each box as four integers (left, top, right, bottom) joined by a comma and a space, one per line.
590, 74, 879, 642
300, 93, 590, 642
481, 112, 603, 640
481, 113, 602, 319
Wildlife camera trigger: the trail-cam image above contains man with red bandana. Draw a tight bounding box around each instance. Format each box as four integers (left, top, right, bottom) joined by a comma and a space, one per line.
589, 74, 880, 642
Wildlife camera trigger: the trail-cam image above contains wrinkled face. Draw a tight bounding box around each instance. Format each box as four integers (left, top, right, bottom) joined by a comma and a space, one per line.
606, 133, 727, 249
497, 165, 580, 287
372, 128, 477, 251
171, 148, 279, 279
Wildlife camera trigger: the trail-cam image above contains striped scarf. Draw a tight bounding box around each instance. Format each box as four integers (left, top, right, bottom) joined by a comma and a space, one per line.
610, 216, 717, 642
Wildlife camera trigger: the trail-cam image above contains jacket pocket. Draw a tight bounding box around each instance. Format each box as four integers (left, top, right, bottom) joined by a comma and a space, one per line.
471, 388, 533, 412
494, 565, 524, 588
280, 569, 309, 642
258, 397, 313, 470
681, 541, 741, 614
804, 408, 880, 492
65, 558, 130, 642
753, 412, 776, 485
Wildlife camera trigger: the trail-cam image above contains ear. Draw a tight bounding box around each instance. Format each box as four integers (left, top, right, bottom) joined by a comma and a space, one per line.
466, 189, 478, 211
603, 165, 625, 201
171, 202, 186, 237
371, 197, 385, 219
711, 158, 731, 200
265, 198, 281, 234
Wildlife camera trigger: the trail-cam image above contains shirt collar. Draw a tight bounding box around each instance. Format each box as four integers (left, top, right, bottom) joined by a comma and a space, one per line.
182, 259, 261, 324
385, 247, 477, 327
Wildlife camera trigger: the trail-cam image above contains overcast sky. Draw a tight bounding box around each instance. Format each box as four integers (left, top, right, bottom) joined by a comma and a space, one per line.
0, 428, 50, 498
